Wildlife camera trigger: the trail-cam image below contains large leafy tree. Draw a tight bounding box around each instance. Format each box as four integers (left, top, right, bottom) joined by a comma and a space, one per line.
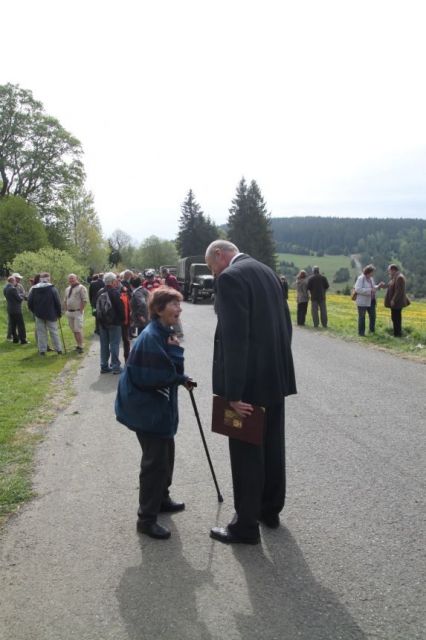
57, 187, 107, 272
0, 196, 48, 270
12, 247, 85, 295
135, 235, 179, 270
227, 177, 276, 269
176, 189, 218, 257
108, 229, 135, 268
0, 83, 84, 222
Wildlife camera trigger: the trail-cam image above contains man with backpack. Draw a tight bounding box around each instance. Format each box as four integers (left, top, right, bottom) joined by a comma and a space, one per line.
96, 272, 125, 374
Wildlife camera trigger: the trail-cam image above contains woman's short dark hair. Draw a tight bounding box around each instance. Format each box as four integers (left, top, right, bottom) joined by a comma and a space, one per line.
149, 286, 183, 319
363, 264, 375, 275
130, 276, 141, 288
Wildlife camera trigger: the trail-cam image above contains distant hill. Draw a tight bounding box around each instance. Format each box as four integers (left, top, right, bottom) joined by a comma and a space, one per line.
270, 217, 426, 297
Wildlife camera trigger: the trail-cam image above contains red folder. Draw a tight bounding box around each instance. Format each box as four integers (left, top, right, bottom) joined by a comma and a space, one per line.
211, 395, 265, 446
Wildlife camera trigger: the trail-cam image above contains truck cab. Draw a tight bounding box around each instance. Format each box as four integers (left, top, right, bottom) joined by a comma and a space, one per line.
189, 264, 214, 303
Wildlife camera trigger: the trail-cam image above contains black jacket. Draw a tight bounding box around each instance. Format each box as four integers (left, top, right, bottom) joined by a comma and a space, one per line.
3, 284, 24, 314
89, 279, 104, 306
307, 273, 329, 301
27, 283, 62, 321
213, 254, 296, 406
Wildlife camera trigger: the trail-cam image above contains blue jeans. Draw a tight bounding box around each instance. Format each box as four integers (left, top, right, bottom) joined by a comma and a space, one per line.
99, 324, 122, 371
357, 299, 376, 335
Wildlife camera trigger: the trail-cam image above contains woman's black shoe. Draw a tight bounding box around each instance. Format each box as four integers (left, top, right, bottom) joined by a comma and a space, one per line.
137, 521, 171, 539
160, 499, 185, 513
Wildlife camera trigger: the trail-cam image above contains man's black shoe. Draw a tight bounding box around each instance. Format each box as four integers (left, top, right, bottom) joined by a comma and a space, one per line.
259, 513, 280, 529
160, 499, 185, 513
137, 520, 171, 539
210, 527, 260, 545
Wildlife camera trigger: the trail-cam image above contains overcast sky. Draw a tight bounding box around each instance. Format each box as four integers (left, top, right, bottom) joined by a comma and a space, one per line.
3, 0, 426, 242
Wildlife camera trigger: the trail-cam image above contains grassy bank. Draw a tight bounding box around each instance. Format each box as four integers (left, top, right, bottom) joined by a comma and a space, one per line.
278, 252, 358, 292
0, 300, 95, 523
288, 290, 426, 359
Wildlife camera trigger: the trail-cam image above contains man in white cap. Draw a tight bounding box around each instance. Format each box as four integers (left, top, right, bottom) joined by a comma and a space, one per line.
5, 273, 26, 340
11, 273, 26, 299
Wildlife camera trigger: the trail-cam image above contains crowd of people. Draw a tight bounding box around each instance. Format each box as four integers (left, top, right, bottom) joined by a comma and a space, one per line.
3, 262, 410, 360
2, 267, 182, 361
291, 263, 409, 337
1, 252, 413, 545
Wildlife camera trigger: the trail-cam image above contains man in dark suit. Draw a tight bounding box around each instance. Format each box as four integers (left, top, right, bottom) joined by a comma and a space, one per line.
205, 240, 296, 544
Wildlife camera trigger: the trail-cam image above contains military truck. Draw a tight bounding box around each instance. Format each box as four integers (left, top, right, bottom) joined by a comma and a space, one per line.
159, 265, 177, 276
177, 255, 214, 301
188, 263, 214, 303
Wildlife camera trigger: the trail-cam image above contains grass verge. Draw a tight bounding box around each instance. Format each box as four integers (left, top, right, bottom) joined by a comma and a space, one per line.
0, 301, 95, 524
288, 291, 426, 361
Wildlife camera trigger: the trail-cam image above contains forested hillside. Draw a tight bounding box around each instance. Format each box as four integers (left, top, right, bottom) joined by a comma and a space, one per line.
272, 217, 426, 297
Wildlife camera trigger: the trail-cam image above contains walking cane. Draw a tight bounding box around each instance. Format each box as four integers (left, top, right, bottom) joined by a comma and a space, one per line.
188, 386, 224, 503
58, 317, 67, 354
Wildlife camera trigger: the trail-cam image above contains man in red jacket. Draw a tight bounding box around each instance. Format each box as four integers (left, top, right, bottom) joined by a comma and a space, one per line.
142, 270, 162, 292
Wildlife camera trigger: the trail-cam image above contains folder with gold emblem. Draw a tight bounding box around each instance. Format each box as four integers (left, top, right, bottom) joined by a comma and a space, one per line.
211, 395, 265, 445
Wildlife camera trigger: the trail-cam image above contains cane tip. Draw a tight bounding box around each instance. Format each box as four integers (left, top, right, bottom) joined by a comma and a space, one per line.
218, 494, 224, 503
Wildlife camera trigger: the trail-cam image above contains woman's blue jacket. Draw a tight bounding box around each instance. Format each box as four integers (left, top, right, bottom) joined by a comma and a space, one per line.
115, 320, 187, 437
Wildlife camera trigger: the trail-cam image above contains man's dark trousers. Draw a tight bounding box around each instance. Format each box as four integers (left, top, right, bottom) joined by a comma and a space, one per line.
391, 308, 402, 336
10, 312, 27, 343
228, 402, 285, 540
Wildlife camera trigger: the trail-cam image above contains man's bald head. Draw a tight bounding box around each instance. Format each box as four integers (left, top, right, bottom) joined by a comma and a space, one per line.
205, 240, 239, 276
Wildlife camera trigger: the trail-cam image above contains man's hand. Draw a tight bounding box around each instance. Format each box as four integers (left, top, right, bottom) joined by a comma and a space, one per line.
229, 400, 254, 418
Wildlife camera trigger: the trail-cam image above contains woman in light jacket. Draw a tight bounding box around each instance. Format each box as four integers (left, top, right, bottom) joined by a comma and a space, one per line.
354, 264, 383, 336
294, 270, 309, 326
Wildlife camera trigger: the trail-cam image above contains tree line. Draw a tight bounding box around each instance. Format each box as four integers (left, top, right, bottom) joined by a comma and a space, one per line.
272, 217, 426, 297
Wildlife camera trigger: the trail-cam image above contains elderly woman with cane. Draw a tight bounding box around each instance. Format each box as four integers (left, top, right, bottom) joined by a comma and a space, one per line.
115, 286, 194, 540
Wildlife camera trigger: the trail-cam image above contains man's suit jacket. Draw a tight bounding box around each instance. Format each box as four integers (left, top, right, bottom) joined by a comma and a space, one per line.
213, 254, 296, 406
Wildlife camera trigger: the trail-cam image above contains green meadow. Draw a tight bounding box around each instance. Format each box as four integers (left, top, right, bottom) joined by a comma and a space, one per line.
278, 253, 359, 291
0, 300, 95, 523
287, 290, 426, 358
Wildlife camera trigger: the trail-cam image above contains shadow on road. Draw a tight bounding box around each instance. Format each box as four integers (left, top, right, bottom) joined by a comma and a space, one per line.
116, 524, 213, 640
116, 524, 366, 640
231, 527, 366, 640
89, 375, 120, 394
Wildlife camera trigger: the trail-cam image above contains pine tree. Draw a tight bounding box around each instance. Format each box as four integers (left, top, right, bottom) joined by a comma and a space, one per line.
227, 178, 276, 269
176, 189, 218, 257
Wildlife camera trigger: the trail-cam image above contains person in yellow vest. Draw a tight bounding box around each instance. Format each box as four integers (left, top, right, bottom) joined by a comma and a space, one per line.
64, 274, 89, 353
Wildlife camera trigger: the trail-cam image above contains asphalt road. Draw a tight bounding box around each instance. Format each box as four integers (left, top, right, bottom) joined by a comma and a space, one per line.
1, 302, 425, 640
